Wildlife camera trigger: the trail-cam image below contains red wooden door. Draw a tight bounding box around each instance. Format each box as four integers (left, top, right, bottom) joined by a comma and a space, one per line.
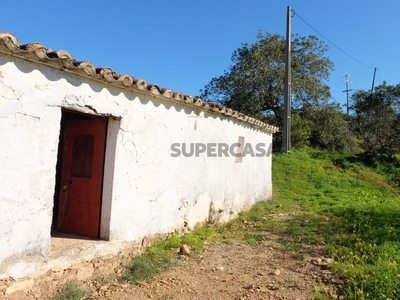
57, 119, 107, 238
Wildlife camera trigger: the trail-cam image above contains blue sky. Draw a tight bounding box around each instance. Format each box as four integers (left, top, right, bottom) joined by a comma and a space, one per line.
1, 1, 399, 111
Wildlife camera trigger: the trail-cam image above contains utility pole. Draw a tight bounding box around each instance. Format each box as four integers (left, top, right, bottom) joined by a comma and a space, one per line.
342, 73, 352, 114
371, 67, 377, 93
283, 6, 291, 154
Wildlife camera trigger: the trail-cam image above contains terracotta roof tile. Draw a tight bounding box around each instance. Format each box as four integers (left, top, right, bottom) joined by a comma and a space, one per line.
0, 32, 279, 133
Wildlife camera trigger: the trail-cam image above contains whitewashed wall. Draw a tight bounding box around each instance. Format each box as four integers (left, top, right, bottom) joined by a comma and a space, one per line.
0, 53, 273, 279
108, 99, 273, 241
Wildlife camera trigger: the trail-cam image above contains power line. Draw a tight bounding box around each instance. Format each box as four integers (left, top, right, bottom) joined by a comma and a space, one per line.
292, 10, 375, 69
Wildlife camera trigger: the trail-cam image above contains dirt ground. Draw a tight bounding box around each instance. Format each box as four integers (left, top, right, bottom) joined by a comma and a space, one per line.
1, 233, 343, 300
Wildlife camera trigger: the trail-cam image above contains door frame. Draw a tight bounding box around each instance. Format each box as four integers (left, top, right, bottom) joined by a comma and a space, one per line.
52, 109, 118, 240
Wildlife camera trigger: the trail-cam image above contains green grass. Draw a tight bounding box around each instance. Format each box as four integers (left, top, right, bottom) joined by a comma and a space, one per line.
273, 150, 400, 299
123, 242, 177, 282
122, 149, 400, 299
123, 225, 220, 283
51, 281, 88, 300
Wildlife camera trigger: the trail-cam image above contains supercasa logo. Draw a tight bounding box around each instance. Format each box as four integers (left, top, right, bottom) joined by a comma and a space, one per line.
170, 142, 272, 158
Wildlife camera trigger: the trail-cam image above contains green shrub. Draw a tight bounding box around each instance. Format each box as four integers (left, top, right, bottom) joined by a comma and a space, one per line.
51, 281, 88, 300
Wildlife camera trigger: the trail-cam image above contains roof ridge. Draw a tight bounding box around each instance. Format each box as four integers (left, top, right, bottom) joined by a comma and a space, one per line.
0, 32, 279, 133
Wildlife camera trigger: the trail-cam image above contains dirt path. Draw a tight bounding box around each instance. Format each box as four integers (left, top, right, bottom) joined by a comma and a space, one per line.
87, 240, 337, 300
2, 234, 341, 300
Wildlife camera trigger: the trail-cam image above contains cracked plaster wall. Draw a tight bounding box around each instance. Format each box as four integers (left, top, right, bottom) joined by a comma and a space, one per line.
0, 56, 62, 276
0, 54, 273, 279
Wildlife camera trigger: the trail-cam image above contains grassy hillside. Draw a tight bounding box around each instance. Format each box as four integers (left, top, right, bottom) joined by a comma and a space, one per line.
272, 150, 400, 299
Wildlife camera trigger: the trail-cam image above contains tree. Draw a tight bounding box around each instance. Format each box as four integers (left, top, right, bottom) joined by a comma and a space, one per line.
200, 32, 333, 124
351, 83, 400, 160
289, 102, 358, 153
305, 102, 356, 153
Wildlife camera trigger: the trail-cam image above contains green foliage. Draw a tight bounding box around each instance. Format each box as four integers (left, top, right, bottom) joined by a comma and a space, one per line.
305, 102, 358, 153
290, 102, 360, 153
200, 31, 333, 124
289, 113, 313, 149
123, 226, 219, 283
123, 243, 177, 283
273, 150, 400, 299
312, 291, 331, 300
351, 83, 400, 160
51, 281, 88, 300
162, 234, 181, 249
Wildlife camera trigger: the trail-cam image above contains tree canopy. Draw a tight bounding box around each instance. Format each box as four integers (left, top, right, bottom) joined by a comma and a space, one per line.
351, 83, 400, 160
200, 32, 334, 124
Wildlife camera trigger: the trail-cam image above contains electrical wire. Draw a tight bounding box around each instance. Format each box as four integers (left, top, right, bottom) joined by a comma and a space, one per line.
292, 10, 375, 70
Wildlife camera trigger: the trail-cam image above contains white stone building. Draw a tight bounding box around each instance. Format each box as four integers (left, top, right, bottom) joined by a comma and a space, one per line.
0, 32, 278, 281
